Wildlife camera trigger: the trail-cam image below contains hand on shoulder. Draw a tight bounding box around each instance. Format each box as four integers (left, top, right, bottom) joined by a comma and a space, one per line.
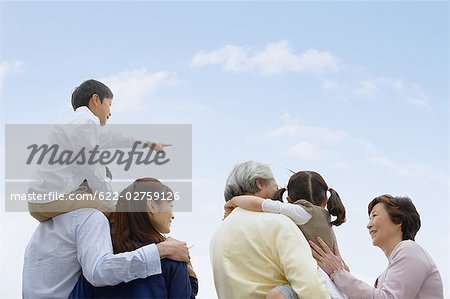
156, 237, 190, 263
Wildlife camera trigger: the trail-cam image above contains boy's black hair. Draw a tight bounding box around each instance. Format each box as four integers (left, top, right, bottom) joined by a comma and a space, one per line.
71, 79, 113, 111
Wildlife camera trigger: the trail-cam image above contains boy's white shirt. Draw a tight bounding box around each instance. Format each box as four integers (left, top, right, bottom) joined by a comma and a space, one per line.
28, 106, 138, 198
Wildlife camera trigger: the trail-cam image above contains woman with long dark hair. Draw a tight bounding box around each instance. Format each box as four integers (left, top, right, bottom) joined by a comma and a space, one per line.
70, 178, 198, 298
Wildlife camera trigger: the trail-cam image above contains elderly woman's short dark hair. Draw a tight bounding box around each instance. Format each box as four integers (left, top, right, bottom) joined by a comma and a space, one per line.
368, 194, 421, 241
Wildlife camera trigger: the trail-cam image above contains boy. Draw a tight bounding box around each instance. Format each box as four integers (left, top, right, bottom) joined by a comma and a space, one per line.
27, 79, 171, 221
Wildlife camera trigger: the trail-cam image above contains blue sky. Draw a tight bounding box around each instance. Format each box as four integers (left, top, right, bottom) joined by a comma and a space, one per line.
1, 1, 449, 298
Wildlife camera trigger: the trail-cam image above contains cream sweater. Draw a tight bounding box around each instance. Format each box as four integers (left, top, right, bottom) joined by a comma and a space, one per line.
210, 208, 330, 299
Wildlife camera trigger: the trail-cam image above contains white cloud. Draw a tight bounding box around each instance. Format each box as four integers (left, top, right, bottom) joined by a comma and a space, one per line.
265, 113, 352, 162
370, 156, 450, 189
268, 114, 448, 189
323, 76, 431, 108
355, 79, 378, 98
323, 79, 339, 90
100, 68, 213, 124
191, 40, 339, 75
191, 44, 251, 73
358, 140, 377, 156
331, 161, 352, 172
0, 60, 24, 94
266, 115, 448, 190
286, 141, 330, 160
265, 113, 350, 144
100, 68, 178, 113
381, 78, 429, 108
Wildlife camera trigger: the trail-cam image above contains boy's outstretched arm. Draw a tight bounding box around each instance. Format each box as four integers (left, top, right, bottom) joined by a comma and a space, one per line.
144, 141, 172, 152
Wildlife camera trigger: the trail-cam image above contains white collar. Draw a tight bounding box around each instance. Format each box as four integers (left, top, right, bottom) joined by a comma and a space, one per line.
74, 106, 100, 124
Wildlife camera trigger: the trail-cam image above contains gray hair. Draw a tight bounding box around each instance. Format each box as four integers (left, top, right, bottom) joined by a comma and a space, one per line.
224, 160, 275, 201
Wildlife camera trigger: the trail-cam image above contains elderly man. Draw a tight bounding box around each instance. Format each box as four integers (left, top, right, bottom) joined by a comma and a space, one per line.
210, 160, 330, 299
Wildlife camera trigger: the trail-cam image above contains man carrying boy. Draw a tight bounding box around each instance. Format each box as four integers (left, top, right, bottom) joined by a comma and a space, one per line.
23, 79, 186, 298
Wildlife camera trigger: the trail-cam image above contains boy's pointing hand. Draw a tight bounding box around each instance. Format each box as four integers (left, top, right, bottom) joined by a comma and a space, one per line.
144, 141, 172, 153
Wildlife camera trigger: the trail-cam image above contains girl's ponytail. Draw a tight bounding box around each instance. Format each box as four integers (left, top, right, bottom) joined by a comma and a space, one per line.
327, 188, 346, 226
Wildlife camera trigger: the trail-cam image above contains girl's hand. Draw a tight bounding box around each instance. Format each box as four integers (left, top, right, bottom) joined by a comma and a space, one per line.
223, 201, 237, 219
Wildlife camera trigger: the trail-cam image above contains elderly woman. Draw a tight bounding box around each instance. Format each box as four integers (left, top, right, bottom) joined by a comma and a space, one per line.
310, 194, 444, 298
